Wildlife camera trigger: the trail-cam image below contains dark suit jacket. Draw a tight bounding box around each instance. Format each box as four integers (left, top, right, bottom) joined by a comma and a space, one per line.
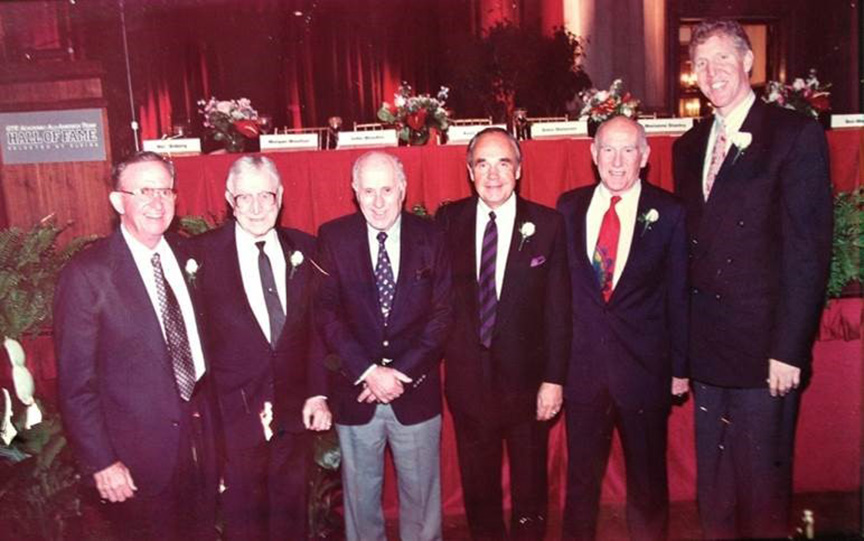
193, 223, 327, 451
314, 211, 453, 426
54, 231, 217, 497
673, 99, 833, 387
557, 183, 688, 409
436, 196, 571, 422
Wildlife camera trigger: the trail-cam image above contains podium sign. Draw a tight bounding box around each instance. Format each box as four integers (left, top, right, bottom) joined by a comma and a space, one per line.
0, 108, 106, 164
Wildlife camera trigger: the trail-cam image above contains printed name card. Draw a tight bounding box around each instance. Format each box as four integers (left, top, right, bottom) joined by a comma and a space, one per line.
142, 138, 201, 156
446, 124, 507, 144
638, 118, 694, 134
530, 121, 588, 139
337, 130, 398, 149
260, 133, 319, 151
830, 114, 864, 129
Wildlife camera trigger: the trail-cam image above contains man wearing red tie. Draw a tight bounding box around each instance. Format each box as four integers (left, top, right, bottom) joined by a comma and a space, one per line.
557, 116, 689, 541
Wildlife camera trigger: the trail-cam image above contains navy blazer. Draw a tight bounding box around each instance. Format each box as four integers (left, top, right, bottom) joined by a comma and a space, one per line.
55, 231, 217, 496
436, 196, 571, 421
193, 223, 327, 450
557, 183, 688, 409
314, 211, 453, 426
674, 100, 833, 387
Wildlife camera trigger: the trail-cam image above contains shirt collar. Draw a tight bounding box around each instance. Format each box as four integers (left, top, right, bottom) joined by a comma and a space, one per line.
120, 224, 169, 258
477, 192, 517, 220
715, 90, 756, 135
595, 179, 642, 203
234, 222, 279, 251
366, 214, 402, 241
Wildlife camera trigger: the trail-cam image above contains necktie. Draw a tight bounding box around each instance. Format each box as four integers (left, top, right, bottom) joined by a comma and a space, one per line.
375, 232, 395, 323
256, 241, 285, 346
704, 120, 728, 200
151, 253, 196, 401
593, 196, 621, 303
478, 211, 498, 348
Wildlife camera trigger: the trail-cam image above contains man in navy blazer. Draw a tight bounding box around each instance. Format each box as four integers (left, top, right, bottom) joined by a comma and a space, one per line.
557, 116, 688, 541
315, 151, 452, 541
673, 20, 832, 539
193, 156, 330, 540
55, 152, 217, 540
436, 128, 571, 540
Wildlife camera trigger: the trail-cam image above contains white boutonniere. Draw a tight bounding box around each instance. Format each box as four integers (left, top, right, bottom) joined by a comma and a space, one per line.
731, 131, 752, 164
518, 221, 535, 251
184, 258, 199, 285
289, 250, 304, 279
637, 208, 659, 237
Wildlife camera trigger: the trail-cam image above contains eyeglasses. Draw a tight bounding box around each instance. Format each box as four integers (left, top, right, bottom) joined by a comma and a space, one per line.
232, 191, 278, 210
116, 187, 177, 200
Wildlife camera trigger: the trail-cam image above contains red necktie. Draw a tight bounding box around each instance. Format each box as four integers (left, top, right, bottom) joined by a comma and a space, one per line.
592, 196, 621, 302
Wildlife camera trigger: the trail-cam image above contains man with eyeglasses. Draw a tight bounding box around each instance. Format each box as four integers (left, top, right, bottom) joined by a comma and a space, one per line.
55, 151, 218, 540
193, 155, 330, 540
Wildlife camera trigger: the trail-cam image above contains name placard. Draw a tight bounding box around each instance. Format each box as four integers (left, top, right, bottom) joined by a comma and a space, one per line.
0, 108, 107, 164
638, 118, 694, 134
830, 114, 864, 129
260, 133, 319, 152
337, 130, 398, 149
142, 138, 202, 156
446, 124, 507, 145
530, 121, 588, 139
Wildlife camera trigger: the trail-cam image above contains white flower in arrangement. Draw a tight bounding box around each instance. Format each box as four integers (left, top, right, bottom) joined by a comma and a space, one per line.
289, 250, 304, 279
394, 94, 406, 108
518, 222, 536, 251
594, 90, 609, 102
792, 78, 807, 91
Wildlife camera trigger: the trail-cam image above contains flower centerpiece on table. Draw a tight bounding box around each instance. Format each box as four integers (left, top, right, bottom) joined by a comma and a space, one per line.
578, 79, 641, 130
197, 97, 261, 153
763, 69, 831, 120
377, 83, 450, 145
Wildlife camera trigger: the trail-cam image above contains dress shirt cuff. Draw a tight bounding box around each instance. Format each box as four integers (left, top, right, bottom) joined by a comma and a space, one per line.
354, 364, 378, 385
307, 395, 328, 401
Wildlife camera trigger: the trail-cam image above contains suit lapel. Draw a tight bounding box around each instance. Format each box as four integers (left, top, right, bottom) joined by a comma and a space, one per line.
277, 229, 302, 332
611, 184, 653, 302
494, 197, 534, 333
390, 213, 416, 321
450, 201, 481, 338
351, 213, 383, 327
570, 188, 605, 302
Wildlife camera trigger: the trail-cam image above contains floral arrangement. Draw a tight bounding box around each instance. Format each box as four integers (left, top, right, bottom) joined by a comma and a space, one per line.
377, 83, 451, 145
197, 97, 261, 152
763, 69, 831, 120
578, 79, 640, 123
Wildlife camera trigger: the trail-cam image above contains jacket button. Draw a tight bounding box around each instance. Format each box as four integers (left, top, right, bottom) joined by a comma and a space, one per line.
726, 257, 734, 264
691, 287, 700, 295
382, 340, 389, 347
171, 421, 180, 427
737, 220, 745, 227
691, 238, 699, 245
715, 293, 722, 301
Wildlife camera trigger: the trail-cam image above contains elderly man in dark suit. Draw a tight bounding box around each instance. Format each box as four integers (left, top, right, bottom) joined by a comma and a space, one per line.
673, 19, 833, 539
55, 151, 217, 540
193, 156, 330, 540
557, 116, 689, 541
436, 127, 571, 540
315, 151, 452, 541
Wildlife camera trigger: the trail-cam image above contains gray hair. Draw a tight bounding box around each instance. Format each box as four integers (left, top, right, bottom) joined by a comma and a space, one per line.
112, 151, 175, 190
351, 151, 407, 190
689, 19, 752, 61
225, 155, 282, 194
466, 127, 522, 166
594, 116, 649, 152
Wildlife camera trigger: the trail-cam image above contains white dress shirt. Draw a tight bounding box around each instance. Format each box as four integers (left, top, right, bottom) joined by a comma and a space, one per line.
702, 90, 756, 189
475, 193, 517, 299
585, 180, 642, 289
120, 225, 205, 379
367, 216, 402, 280
235, 224, 287, 344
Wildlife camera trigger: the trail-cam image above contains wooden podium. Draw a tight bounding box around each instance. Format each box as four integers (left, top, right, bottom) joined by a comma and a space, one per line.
0, 61, 113, 238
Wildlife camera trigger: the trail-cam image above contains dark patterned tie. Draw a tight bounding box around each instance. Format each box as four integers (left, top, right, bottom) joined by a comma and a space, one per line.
592, 196, 622, 302
375, 232, 395, 324
478, 211, 498, 348
151, 253, 196, 401
256, 241, 285, 346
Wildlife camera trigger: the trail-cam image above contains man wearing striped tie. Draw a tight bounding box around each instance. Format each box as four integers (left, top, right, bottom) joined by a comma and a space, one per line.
437, 128, 572, 540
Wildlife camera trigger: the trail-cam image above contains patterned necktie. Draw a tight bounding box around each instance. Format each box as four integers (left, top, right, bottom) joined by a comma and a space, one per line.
256, 241, 285, 346
151, 253, 196, 401
375, 232, 395, 323
478, 211, 498, 348
704, 120, 728, 200
593, 196, 621, 303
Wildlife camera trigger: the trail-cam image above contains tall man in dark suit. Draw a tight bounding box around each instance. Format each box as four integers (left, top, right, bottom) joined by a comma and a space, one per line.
315, 151, 452, 541
673, 19, 833, 539
436, 128, 571, 540
557, 116, 689, 541
194, 156, 331, 540
55, 151, 217, 540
